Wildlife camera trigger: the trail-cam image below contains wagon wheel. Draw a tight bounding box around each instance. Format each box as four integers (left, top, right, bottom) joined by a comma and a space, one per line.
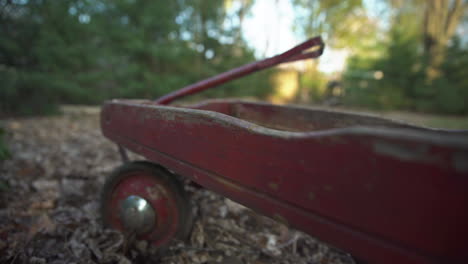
100, 161, 193, 248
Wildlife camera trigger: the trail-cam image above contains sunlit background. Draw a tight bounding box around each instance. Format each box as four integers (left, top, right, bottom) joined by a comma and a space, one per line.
1, 0, 467, 119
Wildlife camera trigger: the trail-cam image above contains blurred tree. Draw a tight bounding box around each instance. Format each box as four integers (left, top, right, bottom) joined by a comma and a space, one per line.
96, 0, 189, 98
292, 0, 367, 49
0, 0, 96, 114
224, 0, 254, 53
291, 0, 377, 104
0, 0, 273, 116
231, 0, 254, 43
343, 0, 468, 114
423, 0, 467, 82
168, 0, 272, 100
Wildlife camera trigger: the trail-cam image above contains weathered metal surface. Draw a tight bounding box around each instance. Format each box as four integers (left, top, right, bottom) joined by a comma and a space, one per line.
155, 37, 323, 105
188, 99, 425, 131
101, 99, 468, 264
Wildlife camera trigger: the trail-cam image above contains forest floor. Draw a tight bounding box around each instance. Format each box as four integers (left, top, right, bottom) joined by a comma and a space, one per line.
0, 106, 356, 264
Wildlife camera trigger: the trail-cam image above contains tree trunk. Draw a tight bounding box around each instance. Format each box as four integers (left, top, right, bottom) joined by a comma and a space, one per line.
423, 0, 466, 82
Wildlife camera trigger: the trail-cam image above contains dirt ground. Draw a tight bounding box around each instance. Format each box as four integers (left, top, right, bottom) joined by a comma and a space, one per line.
0, 108, 355, 264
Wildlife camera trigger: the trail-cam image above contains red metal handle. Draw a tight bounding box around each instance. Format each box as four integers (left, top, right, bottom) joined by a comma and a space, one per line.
155, 36, 324, 105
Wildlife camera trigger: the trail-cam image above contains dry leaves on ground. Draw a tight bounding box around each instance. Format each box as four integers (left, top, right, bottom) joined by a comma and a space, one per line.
0, 108, 355, 264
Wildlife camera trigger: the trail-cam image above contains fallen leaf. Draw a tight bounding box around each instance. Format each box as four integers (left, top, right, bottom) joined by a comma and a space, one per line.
27, 214, 55, 241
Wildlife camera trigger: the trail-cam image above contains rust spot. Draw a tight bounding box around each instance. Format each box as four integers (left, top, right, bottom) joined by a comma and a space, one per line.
273, 213, 289, 226
308, 192, 315, 200
213, 176, 243, 192
146, 186, 160, 200
146, 184, 168, 201
268, 182, 278, 190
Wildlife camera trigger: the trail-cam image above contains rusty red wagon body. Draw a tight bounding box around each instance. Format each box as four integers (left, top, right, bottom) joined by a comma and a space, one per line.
99, 37, 468, 264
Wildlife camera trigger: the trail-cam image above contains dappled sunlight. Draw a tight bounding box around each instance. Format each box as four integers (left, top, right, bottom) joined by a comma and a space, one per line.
268, 60, 329, 104
268, 70, 299, 104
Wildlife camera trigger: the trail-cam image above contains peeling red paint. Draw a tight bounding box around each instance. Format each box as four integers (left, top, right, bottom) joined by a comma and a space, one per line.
101, 98, 468, 264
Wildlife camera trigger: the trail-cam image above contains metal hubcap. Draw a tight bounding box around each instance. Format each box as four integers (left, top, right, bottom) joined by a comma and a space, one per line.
120, 195, 156, 235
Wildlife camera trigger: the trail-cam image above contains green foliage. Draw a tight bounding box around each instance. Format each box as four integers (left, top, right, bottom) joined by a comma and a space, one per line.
0, 0, 274, 116
301, 70, 328, 102
436, 37, 468, 114
344, 28, 417, 110
0, 68, 60, 115
343, 27, 468, 114
291, 0, 467, 115
292, 0, 368, 49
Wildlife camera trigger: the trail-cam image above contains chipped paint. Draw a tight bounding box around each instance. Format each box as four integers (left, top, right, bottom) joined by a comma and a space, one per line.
157, 110, 178, 122
146, 186, 160, 200
146, 184, 168, 201
268, 182, 279, 190
212, 175, 244, 193
104, 99, 468, 145
373, 140, 430, 162
453, 152, 468, 173
101, 98, 468, 264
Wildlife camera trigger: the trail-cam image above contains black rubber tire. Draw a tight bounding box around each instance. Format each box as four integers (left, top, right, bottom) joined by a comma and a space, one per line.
100, 161, 193, 245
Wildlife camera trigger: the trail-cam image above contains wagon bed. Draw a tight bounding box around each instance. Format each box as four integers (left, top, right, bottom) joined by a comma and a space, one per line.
101, 98, 468, 264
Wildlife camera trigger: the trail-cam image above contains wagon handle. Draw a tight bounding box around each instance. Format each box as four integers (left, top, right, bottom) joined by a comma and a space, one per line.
155, 36, 324, 105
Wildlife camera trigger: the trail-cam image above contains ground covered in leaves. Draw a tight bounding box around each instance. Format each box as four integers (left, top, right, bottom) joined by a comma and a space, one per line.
0, 108, 354, 264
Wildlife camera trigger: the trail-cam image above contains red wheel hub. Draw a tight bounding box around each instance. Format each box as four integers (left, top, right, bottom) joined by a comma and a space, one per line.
106, 172, 180, 247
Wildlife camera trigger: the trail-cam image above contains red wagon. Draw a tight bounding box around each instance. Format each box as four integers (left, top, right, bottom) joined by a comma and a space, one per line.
99, 37, 468, 264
